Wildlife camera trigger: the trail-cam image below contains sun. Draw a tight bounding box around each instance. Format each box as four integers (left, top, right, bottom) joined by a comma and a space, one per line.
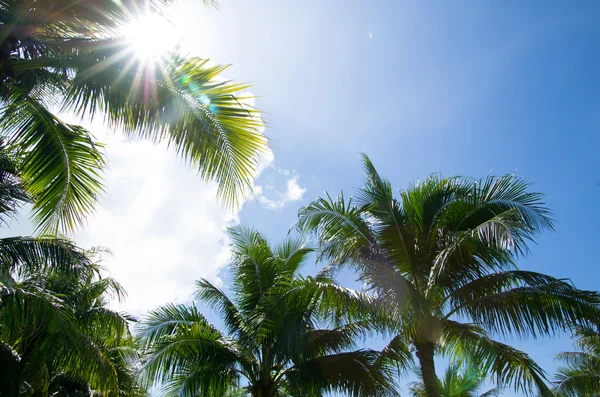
122, 12, 185, 61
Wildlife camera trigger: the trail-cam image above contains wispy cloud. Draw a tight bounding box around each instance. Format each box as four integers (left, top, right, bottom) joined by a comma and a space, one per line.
255, 173, 306, 211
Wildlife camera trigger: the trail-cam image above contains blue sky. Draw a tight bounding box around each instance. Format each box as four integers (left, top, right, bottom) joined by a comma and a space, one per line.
3, 0, 598, 395
210, 0, 600, 394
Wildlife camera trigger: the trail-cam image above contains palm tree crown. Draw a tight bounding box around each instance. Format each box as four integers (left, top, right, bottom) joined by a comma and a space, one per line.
1, 0, 267, 233
297, 154, 600, 397
139, 225, 405, 397
554, 325, 600, 396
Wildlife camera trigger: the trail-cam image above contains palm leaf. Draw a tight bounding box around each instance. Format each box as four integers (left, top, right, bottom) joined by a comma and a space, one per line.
285, 350, 400, 397
1, 88, 105, 234
65, 47, 267, 207
441, 320, 552, 396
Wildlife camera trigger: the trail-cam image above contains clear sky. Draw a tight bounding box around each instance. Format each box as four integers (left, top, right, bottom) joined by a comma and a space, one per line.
2, 0, 599, 395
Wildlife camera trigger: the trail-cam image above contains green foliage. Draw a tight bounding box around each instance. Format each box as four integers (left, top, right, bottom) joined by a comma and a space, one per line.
0, 151, 146, 397
1, 0, 267, 234
409, 361, 502, 397
297, 154, 600, 396
554, 325, 600, 396
0, 244, 146, 397
139, 225, 403, 397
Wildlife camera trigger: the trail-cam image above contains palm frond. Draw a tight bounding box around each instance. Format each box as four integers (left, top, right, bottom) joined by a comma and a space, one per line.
65, 48, 267, 207
449, 273, 600, 339
1, 88, 105, 234
441, 320, 552, 396
195, 278, 248, 340
0, 236, 92, 277
285, 350, 401, 397
0, 146, 29, 224
297, 191, 374, 264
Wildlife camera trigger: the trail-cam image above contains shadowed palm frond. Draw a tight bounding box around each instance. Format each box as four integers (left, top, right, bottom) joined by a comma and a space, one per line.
441, 320, 552, 396
553, 324, 600, 396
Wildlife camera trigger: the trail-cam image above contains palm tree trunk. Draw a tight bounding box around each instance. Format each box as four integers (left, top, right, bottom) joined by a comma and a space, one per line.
415, 342, 442, 397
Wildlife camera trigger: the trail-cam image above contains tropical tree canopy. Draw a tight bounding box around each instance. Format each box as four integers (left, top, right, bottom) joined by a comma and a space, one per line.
138, 225, 406, 397
0, 242, 144, 397
554, 324, 600, 396
409, 361, 502, 397
0, 147, 144, 397
0, 0, 267, 234
297, 154, 600, 397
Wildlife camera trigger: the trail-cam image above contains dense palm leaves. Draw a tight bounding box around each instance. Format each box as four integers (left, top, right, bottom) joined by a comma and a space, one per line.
139, 225, 404, 397
409, 361, 502, 397
0, 244, 144, 397
554, 325, 600, 396
0, 0, 267, 233
0, 148, 144, 397
297, 154, 600, 397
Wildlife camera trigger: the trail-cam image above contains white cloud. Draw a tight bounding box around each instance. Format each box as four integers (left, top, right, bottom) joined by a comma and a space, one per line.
72, 136, 253, 316
256, 175, 306, 211
55, 108, 273, 317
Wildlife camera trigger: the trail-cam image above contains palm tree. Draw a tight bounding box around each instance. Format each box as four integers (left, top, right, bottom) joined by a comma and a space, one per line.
139, 225, 405, 397
1, 0, 267, 234
554, 325, 600, 396
0, 247, 137, 397
409, 361, 501, 397
297, 154, 600, 397
0, 146, 144, 397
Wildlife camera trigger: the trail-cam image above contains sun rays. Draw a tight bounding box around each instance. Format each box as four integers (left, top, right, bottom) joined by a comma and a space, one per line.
122, 12, 185, 62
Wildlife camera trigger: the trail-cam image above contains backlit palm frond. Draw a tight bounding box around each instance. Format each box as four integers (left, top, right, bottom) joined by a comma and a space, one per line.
1, 89, 105, 234
272, 234, 313, 276
161, 363, 239, 397
54, 329, 120, 393
440, 174, 554, 256
299, 278, 379, 327
77, 307, 130, 346
66, 46, 267, 207
226, 225, 286, 316
0, 284, 120, 393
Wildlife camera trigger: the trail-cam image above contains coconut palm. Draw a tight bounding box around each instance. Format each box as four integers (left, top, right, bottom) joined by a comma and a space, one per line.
0, 247, 136, 397
0, 0, 267, 234
554, 325, 600, 396
409, 361, 501, 397
297, 154, 600, 397
139, 225, 406, 397
0, 146, 143, 397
